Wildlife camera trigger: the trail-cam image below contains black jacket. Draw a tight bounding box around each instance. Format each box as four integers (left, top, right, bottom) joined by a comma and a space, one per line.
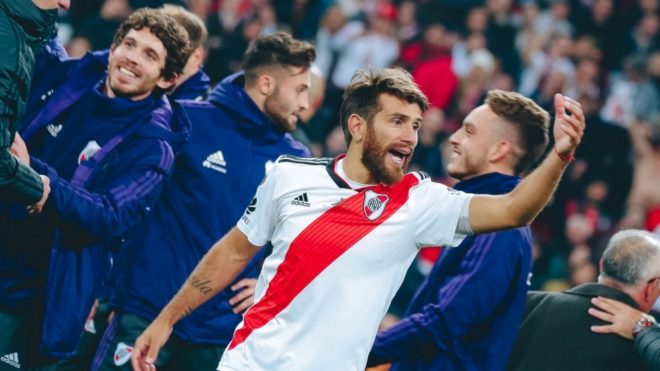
636, 325, 660, 370
507, 283, 649, 371
0, 0, 55, 203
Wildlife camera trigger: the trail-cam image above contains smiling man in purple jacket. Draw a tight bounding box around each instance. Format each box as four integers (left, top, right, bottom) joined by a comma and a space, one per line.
367, 90, 551, 371
0, 8, 192, 369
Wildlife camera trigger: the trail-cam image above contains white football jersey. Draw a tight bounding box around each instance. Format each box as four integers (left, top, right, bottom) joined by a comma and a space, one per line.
218, 155, 472, 371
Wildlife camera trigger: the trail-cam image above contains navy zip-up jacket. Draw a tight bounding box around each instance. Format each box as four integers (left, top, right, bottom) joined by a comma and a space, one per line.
368, 173, 532, 371
170, 68, 210, 101
109, 72, 309, 345
0, 50, 190, 358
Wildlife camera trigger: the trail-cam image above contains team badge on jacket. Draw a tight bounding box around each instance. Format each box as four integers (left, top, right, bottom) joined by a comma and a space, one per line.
78, 140, 101, 164
113, 342, 133, 366
363, 190, 389, 221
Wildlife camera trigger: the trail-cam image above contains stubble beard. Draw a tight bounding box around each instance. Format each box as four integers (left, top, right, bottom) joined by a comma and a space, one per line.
264, 89, 296, 133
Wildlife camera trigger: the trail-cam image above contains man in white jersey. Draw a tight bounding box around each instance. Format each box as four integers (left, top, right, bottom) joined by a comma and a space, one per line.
132, 68, 586, 371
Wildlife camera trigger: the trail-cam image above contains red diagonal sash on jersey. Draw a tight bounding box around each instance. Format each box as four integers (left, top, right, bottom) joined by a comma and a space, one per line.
228, 173, 420, 350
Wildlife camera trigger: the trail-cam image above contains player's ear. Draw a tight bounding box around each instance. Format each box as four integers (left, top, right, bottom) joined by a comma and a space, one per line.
348, 114, 366, 144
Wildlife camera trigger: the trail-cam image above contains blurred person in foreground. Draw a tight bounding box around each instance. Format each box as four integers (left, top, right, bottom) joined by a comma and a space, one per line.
0, 0, 71, 213
506, 229, 660, 371
622, 122, 660, 232
134, 67, 584, 371
367, 89, 550, 371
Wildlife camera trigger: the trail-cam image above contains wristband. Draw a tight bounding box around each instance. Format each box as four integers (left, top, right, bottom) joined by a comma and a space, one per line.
554, 146, 575, 162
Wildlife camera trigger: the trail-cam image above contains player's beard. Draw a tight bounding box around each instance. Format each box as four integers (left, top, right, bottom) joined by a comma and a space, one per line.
361, 124, 409, 185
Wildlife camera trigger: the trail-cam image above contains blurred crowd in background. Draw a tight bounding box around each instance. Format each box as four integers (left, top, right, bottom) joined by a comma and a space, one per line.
52, 0, 659, 297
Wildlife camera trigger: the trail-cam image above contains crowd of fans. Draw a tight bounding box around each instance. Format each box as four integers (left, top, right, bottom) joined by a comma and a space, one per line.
55, 0, 659, 296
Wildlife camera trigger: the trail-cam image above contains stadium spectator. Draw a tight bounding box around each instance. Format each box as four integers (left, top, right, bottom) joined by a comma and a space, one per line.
622, 122, 660, 232
410, 24, 458, 110
66, 0, 132, 57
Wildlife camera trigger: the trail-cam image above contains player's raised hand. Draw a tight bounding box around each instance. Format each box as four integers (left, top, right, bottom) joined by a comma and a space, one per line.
552, 93, 585, 161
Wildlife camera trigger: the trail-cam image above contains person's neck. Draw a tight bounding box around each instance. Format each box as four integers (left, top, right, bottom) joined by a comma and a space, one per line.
457, 165, 515, 181
175, 66, 199, 89
598, 276, 645, 310
342, 147, 373, 184
245, 85, 266, 113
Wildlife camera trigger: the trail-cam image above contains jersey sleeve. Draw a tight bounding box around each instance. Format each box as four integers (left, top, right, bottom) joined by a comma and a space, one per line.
236, 161, 281, 247
412, 180, 473, 248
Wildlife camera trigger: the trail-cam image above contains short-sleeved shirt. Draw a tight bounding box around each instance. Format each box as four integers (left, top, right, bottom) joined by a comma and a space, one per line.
218, 155, 473, 371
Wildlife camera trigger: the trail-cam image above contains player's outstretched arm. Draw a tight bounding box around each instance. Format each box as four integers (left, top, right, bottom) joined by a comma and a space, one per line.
131, 228, 259, 371
469, 94, 585, 234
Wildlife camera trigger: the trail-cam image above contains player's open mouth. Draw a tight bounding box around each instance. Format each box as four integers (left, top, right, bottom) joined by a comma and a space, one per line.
388, 149, 409, 166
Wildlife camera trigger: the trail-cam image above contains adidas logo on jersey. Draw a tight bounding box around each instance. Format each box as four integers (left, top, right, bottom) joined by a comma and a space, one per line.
291, 193, 310, 207
1, 352, 20, 368
203, 150, 227, 173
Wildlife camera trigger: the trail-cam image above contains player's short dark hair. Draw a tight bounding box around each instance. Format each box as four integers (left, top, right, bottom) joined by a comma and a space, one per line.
112, 8, 192, 81
340, 68, 429, 145
486, 90, 550, 174
242, 32, 316, 86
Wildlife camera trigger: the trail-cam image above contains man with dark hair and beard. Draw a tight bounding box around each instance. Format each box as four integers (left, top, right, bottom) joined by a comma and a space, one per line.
0, 8, 192, 369
95, 31, 313, 370
132, 67, 586, 371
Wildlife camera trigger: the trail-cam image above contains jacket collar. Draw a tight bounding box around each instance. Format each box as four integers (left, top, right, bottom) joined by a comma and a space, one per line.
170, 69, 210, 101
566, 283, 640, 309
